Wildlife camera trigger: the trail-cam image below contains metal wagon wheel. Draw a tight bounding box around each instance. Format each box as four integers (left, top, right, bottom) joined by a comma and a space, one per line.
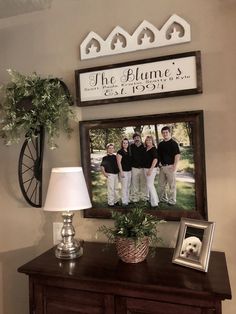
18, 127, 45, 207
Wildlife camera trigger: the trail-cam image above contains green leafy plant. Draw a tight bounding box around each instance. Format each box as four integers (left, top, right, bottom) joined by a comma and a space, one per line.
0, 69, 75, 149
98, 205, 165, 249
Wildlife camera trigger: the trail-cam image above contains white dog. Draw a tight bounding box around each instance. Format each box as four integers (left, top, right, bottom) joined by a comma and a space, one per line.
180, 236, 202, 260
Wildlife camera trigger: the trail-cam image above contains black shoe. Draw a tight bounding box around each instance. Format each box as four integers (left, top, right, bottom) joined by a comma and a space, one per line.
159, 200, 168, 204
167, 202, 175, 206
108, 204, 115, 207
122, 204, 129, 208
114, 202, 120, 206
150, 205, 159, 210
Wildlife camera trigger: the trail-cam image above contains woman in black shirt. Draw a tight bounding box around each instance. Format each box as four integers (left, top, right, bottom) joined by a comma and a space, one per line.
116, 138, 132, 206
144, 136, 159, 207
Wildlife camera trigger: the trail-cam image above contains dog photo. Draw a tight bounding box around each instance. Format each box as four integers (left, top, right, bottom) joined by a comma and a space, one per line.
180, 236, 202, 260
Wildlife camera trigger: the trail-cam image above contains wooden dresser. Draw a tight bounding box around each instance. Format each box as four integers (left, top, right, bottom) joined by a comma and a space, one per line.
18, 242, 231, 314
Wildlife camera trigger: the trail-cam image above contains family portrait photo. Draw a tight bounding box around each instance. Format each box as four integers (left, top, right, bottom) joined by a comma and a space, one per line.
90, 122, 194, 210
79, 111, 207, 220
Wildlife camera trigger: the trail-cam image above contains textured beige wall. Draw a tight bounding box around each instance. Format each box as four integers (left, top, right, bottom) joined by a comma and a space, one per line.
0, 0, 235, 313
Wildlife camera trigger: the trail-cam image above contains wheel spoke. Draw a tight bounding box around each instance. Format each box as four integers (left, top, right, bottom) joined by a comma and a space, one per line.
23, 176, 35, 185
22, 166, 34, 175
29, 180, 38, 201
26, 142, 35, 161
26, 177, 34, 193
22, 163, 34, 171
23, 153, 34, 161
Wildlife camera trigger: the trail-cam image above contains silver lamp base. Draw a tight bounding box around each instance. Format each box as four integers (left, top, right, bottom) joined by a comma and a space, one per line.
55, 211, 83, 259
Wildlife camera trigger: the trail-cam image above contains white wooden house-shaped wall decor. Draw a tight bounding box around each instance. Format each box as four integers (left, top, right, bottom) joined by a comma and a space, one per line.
80, 14, 191, 60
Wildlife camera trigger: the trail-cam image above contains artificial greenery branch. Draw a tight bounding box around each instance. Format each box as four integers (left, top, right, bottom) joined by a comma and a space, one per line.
98, 205, 165, 250
0, 69, 75, 149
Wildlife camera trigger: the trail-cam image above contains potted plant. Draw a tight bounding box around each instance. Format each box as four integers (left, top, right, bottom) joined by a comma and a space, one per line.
0, 69, 75, 149
98, 206, 165, 263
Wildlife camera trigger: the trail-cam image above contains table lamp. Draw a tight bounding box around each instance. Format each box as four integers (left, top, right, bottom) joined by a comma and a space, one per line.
44, 167, 92, 259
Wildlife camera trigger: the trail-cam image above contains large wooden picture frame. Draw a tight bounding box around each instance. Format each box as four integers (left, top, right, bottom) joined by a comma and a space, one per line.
79, 110, 207, 220
75, 51, 202, 107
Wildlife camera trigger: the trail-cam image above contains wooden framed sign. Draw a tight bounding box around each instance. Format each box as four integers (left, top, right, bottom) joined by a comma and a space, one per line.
75, 51, 202, 107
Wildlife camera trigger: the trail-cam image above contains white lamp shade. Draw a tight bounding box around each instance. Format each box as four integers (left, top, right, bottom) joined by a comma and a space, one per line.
44, 167, 92, 211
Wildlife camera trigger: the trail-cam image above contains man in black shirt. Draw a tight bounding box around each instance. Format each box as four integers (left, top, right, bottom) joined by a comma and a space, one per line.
130, 132, 148, 203
101, 143, 120, 207
158, 126, 180, 205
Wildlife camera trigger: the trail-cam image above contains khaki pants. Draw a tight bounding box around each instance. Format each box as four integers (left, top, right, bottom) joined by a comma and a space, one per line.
107, 173, 119, 205
130, 168, 148, 202
158, 166, 176, 205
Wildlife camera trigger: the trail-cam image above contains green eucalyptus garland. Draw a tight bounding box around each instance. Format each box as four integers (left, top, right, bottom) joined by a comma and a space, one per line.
0, 69, 75, 149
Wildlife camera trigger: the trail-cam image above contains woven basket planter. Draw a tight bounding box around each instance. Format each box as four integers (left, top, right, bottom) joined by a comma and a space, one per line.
115, 237, 149, 263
